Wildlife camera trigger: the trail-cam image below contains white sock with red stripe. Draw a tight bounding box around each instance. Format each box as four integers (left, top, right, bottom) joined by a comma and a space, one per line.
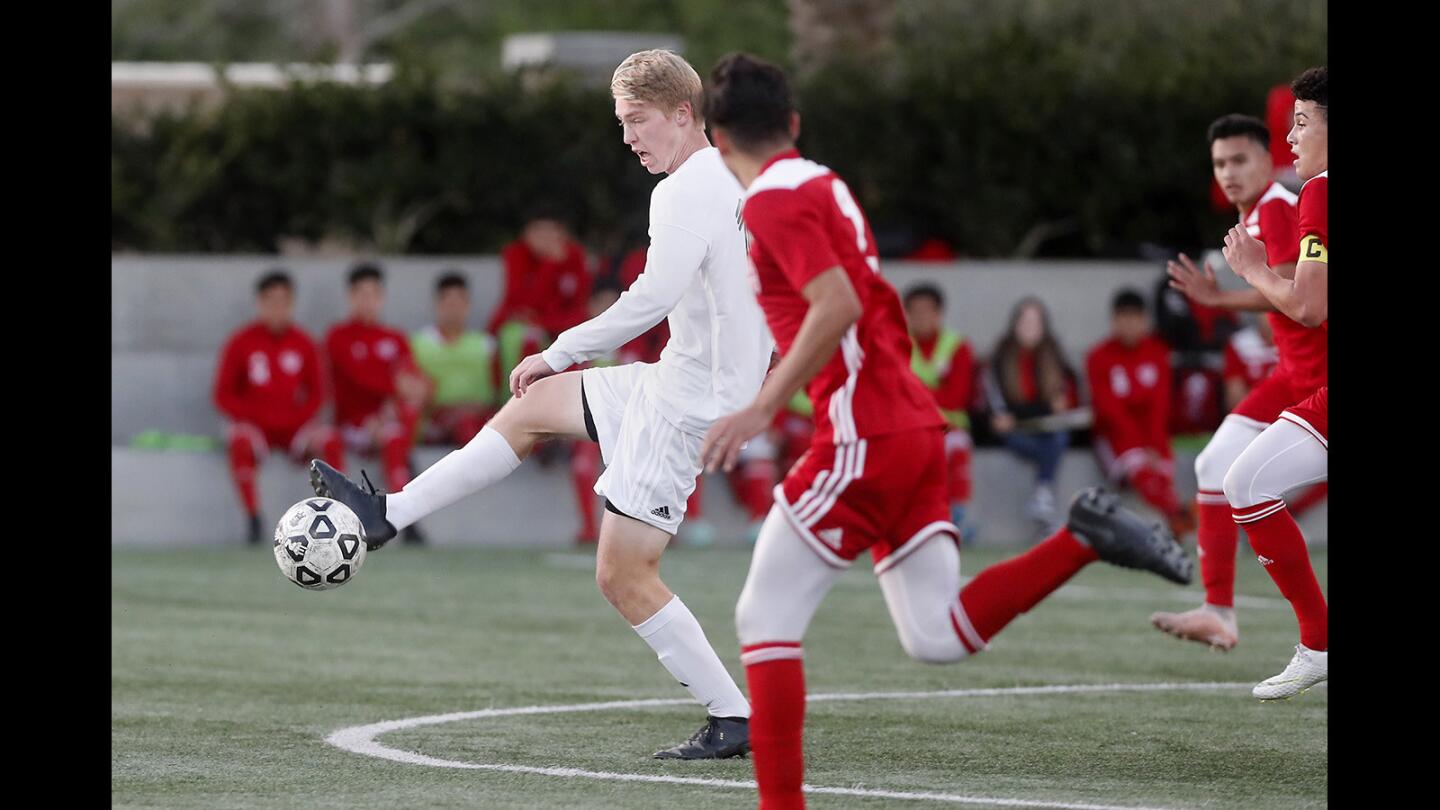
385, 425, 521, 531
633, 595, 751, 718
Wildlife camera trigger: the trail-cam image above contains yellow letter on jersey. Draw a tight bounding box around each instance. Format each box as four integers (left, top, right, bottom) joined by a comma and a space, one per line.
1300, 234, 1327, 264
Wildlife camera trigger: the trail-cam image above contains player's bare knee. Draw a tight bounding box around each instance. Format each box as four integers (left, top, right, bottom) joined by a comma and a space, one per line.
594, 555, 656, 608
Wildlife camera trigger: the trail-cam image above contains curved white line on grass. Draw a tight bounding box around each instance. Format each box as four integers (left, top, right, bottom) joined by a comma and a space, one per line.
328, 681, 1254, 810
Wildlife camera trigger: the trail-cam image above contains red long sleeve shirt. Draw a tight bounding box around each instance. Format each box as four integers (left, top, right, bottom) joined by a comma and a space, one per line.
1086, 335, 1173, 456
213, 322, 326, 433
488, 239, 593, 336
324, 319, 414, 427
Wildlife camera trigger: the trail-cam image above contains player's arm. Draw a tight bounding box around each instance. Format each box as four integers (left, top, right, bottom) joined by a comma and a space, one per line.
701, 267, 861, 472
213, 335, 256, 422
512, 224, 705, 396
326, 330, 396, 397
293, 337, 327, 427
1222, 224, 1328, 327
1166, 253, 1276, 311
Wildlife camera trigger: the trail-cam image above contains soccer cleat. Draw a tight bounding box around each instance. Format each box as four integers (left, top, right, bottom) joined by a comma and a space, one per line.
1253, 644, 1327, 700
1067, 487, 1194, 585
1150, 605, 1238, 650
653, 716, 750, 760
308, 460, 398, 550
247, 514, 263, 545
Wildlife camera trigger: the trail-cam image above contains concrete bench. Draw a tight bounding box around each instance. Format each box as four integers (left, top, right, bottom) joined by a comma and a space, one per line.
111, 445, 1325, 548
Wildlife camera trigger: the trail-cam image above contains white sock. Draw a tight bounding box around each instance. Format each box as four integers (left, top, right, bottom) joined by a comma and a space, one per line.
384, 425, 522, 530
633, 595, 751, 718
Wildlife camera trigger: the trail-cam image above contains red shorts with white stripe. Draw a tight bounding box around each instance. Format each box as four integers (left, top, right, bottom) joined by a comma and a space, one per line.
1230, 370, 1319, 427
774, 427, 956, 573
1278, 386, 1327, 448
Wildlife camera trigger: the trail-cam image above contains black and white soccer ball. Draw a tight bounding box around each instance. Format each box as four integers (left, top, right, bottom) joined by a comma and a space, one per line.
273, 498, 367, 591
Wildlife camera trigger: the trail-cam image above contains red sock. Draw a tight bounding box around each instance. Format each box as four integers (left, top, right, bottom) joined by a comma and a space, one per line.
735, 460, 777, 521
1196, 494, 1237, 607
321, 431, 346, 470
958, 527, 1099, 642
742, 646, 807, 810
1234, 502, 1327, 650
570, 441, 601, 541
380, 433, 411, 493
1131, 465, 1180, 517
227, 435, 259, 517
946, 444, 972, 503
687, 474, 704, 520
1287, 482, 1328, 517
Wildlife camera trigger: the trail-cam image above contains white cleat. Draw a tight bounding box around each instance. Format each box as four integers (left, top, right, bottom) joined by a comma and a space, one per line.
1253, 644, 1327, 701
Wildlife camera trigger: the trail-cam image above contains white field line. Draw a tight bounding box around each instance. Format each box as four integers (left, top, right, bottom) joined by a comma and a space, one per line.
328, 681, 1258, 810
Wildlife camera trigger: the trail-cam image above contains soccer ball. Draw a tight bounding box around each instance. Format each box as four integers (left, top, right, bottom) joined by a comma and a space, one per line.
273, 498, 367, 591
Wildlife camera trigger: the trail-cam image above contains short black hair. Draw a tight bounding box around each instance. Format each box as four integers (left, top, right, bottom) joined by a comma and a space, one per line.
1291, 66, 1327, 119
348, 262, 384, 287
704, 52, 794, 152
255, 269, 293, 295
903, 283, 945, 310
1113, 288, 1146, 314
435, 271, 468, 295
1207, 113, 1269, 150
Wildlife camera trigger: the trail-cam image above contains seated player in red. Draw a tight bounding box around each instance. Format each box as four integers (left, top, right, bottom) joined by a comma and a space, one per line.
213, 270, 341, 544
489, 213, 593, 378
1219, 66, 1328, 700
325, 263, 428, 544
902, 283, 977, 540
700, 52, 1194, 810
1086, 289, 1193, 536
1153, 111, 1326, 651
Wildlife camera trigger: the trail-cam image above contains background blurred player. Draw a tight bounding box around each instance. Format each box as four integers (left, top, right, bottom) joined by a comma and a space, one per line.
325, 263, 428, 544
311, 49, 773, 757
701, 52, 1193, 809
410, 271, 500, 447
489, 212, 593, 378
1219, 66, 1328, 700
1086, 289, 1192, 536
1153, 111, 1327, 650
903, 283, 976, 538
213, 269, 340, 543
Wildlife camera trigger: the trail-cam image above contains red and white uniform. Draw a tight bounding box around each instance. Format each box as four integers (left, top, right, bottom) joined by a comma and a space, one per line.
324, 319, 416, 428
1086, 335, 1173, 476
1231, 182, 1328, 426
1223, 326, 1279, 391
1278, 171, 1329, 444
743, 149, 947, 571
214, 322, 328, 452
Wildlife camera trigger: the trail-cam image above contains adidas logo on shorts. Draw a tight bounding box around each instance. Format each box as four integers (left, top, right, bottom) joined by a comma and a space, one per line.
650, 506, 671, 520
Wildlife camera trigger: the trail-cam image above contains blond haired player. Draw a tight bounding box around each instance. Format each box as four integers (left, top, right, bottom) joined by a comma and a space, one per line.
311, 50, 772, 757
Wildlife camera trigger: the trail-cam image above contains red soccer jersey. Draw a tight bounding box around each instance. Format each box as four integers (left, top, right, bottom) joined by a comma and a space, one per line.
488, 239, 592, 336
213, 322, 326, 433
325, 319, 414, 427
1244, 182, 1328, 391
1085, 335, 1173, 455
743, 150, 943, 445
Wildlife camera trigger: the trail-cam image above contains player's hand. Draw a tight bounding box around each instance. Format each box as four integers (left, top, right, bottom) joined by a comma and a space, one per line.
701, 405, 774, 473
1221, 224, 1269, 283
510, 353, 558, 398
991, 412, 1017, 433
1166, 253, 1221, 305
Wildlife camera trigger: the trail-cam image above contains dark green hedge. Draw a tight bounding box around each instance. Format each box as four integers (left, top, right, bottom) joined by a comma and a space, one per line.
112, 4, 1325, 257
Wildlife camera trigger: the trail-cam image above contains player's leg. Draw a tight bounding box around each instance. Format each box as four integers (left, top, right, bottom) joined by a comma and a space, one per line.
1224, 413, 1328, 699
1151, 414, 1264, 649
570, 440, 602, 544
734, 507, 847, 810
310, 370, 589, 547
944, 428, 974, 539
224, 422, 267, 543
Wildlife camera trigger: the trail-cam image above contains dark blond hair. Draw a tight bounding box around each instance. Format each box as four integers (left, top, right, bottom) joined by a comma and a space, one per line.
611, 49, 704, 122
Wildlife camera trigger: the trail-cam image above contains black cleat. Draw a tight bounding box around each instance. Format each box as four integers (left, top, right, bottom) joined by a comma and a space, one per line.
308, 460, 398, 550
654, 716, 750, 760
1067, 487, 1194, 585
246, 514, 263, 545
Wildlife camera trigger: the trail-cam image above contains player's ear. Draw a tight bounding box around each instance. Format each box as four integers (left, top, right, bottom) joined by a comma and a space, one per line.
789, 111, 801, 142
675, 101, 693, 127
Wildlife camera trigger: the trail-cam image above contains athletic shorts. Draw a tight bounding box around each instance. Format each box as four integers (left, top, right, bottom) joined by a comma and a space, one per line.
774, 426, 958, 574
1279, 386, 1328, 448
581, 362, 700, 535
1230, 370, 1321, 428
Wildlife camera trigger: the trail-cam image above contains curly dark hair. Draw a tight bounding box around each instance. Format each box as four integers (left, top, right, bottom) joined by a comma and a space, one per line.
704, 52, 794, 152
1291, 66, 1327, 119
1206, 113, 1269, 149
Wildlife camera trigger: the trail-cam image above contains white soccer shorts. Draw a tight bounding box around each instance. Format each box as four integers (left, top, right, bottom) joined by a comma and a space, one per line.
581, 362, 702, 535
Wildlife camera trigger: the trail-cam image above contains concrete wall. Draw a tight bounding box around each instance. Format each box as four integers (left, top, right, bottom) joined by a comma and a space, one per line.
112, 255, 1191, 443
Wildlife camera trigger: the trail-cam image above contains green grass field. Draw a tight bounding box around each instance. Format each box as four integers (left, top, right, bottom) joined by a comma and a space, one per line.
112, 544, 1326, 809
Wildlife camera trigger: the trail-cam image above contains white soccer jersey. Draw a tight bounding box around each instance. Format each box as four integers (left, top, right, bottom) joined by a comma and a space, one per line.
542, 146, 773, 436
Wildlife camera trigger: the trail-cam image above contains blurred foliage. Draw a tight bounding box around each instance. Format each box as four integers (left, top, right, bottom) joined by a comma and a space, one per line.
111, 0, 1326, 256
